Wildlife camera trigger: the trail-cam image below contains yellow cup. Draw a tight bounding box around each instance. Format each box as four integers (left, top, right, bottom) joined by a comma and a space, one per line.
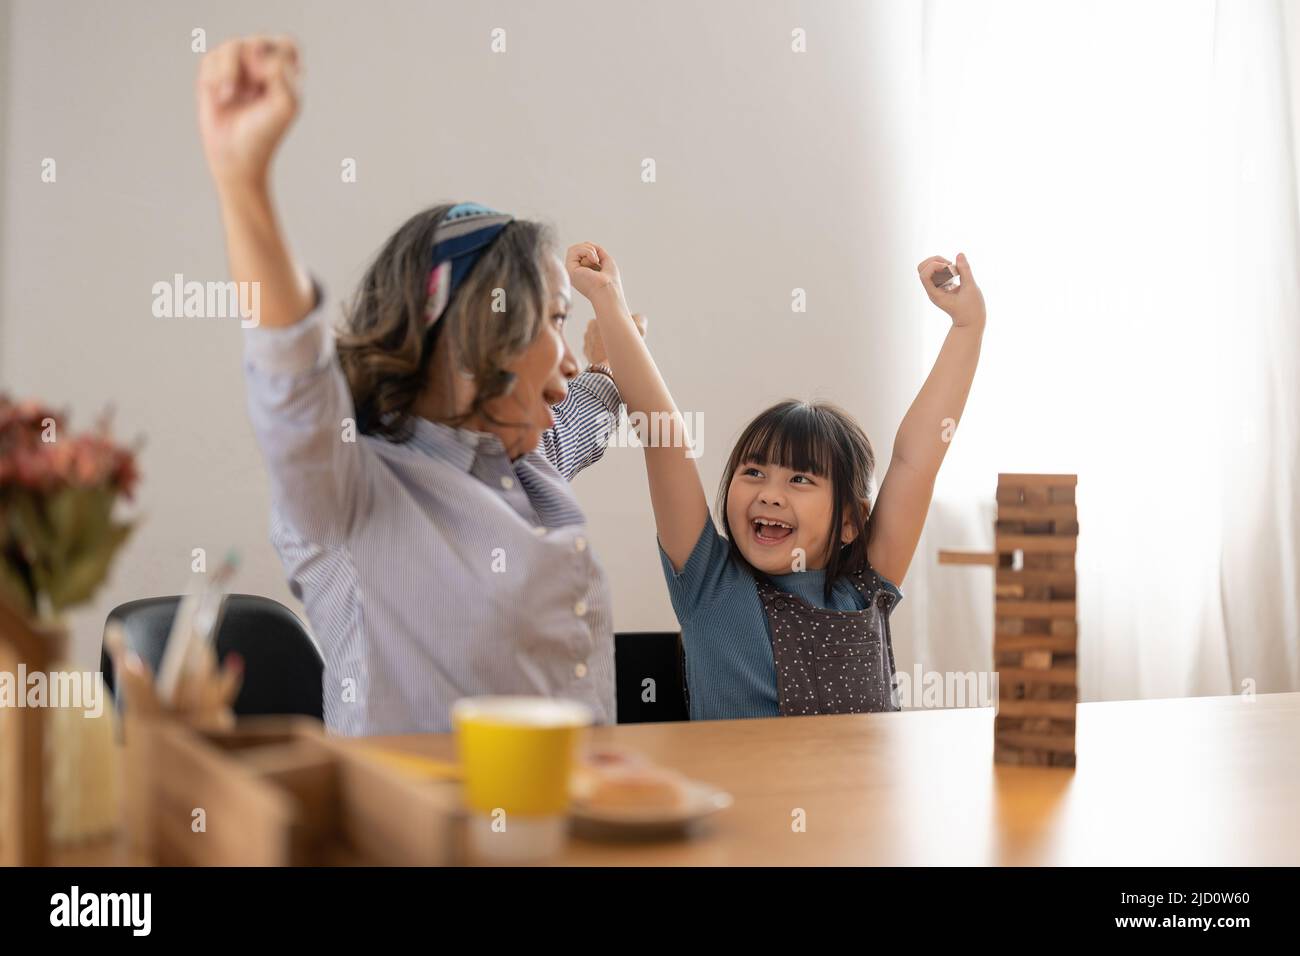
452, 696, 593, 861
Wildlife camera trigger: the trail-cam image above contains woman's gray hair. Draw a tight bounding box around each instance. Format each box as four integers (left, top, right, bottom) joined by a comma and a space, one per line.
336, 204, 557, 441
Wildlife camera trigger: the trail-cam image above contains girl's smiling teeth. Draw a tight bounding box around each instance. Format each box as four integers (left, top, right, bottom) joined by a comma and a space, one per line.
752, 516, 795, 545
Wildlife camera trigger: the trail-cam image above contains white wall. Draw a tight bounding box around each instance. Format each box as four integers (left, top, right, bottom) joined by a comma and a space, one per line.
1, 0, 933, 671
1289, 0, 1300, 208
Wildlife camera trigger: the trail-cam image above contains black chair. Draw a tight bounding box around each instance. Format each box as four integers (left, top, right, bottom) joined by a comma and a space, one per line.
101, 594, 324, 720
614, 631, 689, 723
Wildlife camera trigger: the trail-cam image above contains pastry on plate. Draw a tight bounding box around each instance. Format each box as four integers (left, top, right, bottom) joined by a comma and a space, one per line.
571, 750, 690, 813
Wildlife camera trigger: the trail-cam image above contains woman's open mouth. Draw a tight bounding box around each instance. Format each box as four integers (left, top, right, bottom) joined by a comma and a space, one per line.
751, 517, 795, 546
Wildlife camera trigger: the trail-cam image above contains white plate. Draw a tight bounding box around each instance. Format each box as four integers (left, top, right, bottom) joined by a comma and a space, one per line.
570, 779, 733, 834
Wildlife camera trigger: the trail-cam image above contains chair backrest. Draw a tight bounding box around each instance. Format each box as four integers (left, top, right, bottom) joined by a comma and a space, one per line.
613, 632, 689, 723
101, 594, 324, 720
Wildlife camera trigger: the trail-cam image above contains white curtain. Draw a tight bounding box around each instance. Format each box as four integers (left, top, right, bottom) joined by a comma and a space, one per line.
904, 0, 1300, 700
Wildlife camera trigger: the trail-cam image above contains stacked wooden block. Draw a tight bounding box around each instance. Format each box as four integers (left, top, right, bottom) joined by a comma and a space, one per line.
992, 474, 1078, 767
938, 473, 1079, 769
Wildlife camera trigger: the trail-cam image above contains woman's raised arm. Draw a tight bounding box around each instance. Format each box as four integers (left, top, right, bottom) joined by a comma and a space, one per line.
197, 35, 315, 329
198, 35, 370, 546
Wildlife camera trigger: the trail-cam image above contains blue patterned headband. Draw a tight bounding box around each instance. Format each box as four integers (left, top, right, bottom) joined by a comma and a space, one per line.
424, 202, 514, 333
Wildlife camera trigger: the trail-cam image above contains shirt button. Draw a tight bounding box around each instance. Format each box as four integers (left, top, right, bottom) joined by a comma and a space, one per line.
574, 536, 587, 553
500, 475, 515, 490
574, 662, 589, 679
574, 600, 588, 617
534, 526, 547, 537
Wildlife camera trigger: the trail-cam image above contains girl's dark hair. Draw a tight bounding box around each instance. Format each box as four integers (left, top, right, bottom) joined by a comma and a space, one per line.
336, 204, 557, 441
716, 400, 876, 602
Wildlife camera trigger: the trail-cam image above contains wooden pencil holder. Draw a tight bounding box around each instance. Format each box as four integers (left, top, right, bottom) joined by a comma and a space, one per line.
125, 716, 462, 865
109, 636, 240, 858
122, 718, 219, 859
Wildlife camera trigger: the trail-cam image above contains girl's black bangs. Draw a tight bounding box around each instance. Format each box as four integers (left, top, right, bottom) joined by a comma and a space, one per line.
734, 404, 837, 479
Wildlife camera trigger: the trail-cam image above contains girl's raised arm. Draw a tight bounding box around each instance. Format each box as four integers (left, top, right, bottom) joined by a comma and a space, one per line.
566, 243, 709, 572
868, 253, 986, 586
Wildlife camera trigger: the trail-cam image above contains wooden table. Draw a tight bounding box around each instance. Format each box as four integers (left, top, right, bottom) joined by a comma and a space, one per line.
53, 693, 1300, 866
369, 692, 1300, 865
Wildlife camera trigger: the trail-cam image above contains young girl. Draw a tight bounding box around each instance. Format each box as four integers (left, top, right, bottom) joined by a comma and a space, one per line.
196, 36, 642, 734
567, 243, 986, 720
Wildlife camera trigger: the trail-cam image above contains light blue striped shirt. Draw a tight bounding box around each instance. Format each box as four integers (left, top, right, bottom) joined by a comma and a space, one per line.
242, 285, 622, 735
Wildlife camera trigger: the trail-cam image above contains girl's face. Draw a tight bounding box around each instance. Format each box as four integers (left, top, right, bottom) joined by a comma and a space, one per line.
476, 255, 579, 459
725, 460, 858, 576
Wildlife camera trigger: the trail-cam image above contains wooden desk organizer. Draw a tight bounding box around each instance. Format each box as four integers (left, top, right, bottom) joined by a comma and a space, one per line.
939, 473, 1079, 768
126, 716, 463, 865
0, 597, 62, 866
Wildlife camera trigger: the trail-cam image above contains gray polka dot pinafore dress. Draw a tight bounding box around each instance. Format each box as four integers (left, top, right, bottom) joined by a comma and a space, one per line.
755, 567, 901, 716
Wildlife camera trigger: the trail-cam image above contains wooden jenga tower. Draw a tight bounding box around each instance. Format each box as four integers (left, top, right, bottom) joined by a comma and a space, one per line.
939, 474, 1078, 768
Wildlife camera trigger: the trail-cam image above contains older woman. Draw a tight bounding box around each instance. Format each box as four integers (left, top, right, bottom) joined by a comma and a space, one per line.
197, 35, 630, 734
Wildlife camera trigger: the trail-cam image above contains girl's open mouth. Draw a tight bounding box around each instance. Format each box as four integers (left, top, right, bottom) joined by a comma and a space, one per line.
751, 517, 794, 545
